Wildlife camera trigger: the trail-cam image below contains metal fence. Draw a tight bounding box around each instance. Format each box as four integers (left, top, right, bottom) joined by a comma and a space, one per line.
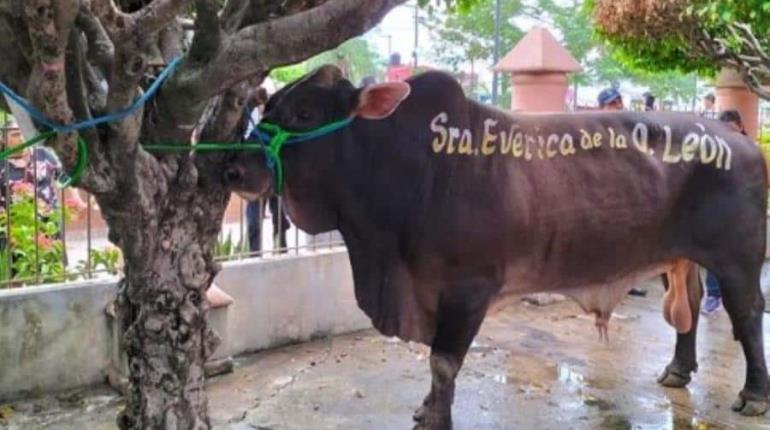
0, 111, 343, 289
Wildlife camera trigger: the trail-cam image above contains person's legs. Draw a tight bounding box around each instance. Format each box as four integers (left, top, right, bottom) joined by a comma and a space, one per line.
246, 200, 263, 254
703, 271, 722, 314
269, 197, 289, 252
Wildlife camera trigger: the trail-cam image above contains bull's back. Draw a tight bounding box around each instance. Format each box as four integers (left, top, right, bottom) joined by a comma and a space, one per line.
384, 94, 766, 286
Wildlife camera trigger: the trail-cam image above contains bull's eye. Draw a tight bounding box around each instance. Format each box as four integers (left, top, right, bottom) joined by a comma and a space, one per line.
296, 109, 312, 121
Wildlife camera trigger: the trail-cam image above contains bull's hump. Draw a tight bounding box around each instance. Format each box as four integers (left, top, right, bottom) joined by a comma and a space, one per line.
406, 70, 465, 100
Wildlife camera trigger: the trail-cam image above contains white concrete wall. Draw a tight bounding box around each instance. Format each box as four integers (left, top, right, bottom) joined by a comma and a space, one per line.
0, 281, 116, 400
216, 250, 370, 356
0, 250, 369, 400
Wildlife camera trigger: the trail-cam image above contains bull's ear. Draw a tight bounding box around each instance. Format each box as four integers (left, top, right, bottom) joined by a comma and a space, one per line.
354, 82, 411, 119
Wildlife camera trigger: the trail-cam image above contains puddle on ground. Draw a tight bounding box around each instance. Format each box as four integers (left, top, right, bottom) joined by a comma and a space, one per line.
490, 354, 617, 391
598, 413, 723, 430
597, 396, 722, 430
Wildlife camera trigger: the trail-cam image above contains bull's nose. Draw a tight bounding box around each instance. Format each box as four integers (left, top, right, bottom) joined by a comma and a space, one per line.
223, 166, 243, 185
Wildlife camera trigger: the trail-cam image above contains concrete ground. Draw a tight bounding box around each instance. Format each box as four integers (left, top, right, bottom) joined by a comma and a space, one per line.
4, 280, 770, 430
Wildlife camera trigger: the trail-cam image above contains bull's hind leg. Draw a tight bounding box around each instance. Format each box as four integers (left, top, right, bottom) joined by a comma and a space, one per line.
716, 265, 769, 416
658, 262, 703, 387
413, 284, 492, 430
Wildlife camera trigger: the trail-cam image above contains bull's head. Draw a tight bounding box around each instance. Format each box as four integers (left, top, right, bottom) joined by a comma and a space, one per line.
223, 65, 410, 230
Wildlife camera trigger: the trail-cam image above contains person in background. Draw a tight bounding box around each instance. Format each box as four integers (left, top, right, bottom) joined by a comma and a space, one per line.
0, 119, 87, 214
643, 92, 656, 111
0, 119, 88, 264
718, 109, 747, 135
701, 93, 717, 118
243, 88, 290, 255
360, 76, 376, 88
701, 110, 747, 314
597, 88, 623, 110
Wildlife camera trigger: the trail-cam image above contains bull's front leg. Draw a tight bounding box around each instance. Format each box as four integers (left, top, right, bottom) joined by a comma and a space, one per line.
413, 282, 493, 430
413, 354, 460, 430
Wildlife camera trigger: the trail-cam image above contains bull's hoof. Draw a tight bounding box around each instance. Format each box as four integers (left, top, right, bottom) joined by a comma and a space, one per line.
413, 405, 451, 430
413, 405, 426, 422
731, 394, 769, 416
412, 415, 452, 430
656, 365, 691, 388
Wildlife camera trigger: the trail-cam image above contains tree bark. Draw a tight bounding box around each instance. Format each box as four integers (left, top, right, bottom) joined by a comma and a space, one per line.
116, 220, 222, 429
0, 1, 408, 428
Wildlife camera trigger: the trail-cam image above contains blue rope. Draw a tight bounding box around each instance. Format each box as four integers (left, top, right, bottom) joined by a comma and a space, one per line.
0, 57, 183, 133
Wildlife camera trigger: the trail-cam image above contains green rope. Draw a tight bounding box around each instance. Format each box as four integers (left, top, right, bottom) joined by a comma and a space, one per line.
0, 117, 354, 193
141, 142, 265, 152
252, 118, 354, 193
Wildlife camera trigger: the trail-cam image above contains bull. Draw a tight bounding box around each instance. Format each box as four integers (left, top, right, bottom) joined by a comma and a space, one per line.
223, 65, 769, 429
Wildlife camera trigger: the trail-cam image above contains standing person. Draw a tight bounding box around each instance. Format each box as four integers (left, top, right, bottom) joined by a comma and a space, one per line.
243, 88, 291, 255
702, 110, 747, 314
597, 88, 623, 110
0, 120, 87, 214
643, 92, 656, 111
718, 109, 746, 134
0, 119, 87, 262
700, 93, 717, 118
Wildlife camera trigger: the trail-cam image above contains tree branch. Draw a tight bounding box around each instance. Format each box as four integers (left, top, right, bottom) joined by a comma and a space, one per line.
695, 25, 770, 102
90, 0, 132, 38
65, 24, 116, 193
131, 0, 190, 35
187, 0, 221, 64
0, 13, 33, 94
181, 0, 407, 101
76, 0, 114, 76
23, 0, 80, 169
220, 0, 332, 33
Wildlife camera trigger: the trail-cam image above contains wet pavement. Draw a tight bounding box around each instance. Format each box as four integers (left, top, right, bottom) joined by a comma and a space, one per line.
4, 279, 770, 429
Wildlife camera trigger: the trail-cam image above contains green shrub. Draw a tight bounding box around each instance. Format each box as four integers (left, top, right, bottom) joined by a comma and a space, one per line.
0, 183, 67, 286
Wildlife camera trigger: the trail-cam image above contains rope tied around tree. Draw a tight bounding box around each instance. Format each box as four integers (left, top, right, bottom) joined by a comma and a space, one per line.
0, 57, 355, 193
0, 57, 185, 187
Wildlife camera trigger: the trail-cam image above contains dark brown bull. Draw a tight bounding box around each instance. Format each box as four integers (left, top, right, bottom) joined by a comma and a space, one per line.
224, 65, 769, 429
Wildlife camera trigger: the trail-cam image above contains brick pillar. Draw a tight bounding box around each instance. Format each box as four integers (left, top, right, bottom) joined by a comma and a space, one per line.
510, 72, 570, 112
715, 67, 759, 140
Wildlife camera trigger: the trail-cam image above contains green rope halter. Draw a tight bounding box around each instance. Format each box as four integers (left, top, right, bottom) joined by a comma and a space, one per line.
251, 117, 354, 194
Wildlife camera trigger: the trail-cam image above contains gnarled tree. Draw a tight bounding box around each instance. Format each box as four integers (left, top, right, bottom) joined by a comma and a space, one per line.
0, 0, 407, 428
588, 0, 770, 100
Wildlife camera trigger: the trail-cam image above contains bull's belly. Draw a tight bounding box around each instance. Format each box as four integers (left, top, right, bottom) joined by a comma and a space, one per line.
501, 262, 669, 294
493, 261, 688, 337
492, 258, 697, 338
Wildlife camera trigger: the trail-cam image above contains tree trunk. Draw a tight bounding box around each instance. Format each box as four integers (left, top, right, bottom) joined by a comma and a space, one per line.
111, 178, 230, 430
1, 1, 408, 428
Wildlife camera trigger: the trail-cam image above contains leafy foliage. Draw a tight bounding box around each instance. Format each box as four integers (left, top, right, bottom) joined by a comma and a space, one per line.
587, 0, 770, 100
431, 0, 699, 106
426, 0, 524, 72
75, 247, 123, 276
270, 64, 307, 85
271, 38, 383, 86
0, 184, 67, 285
307, 38, 384, 85
214, 231, 248, 259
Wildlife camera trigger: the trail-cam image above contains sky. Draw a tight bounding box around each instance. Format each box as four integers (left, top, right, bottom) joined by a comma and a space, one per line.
366, 3, 423, 66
